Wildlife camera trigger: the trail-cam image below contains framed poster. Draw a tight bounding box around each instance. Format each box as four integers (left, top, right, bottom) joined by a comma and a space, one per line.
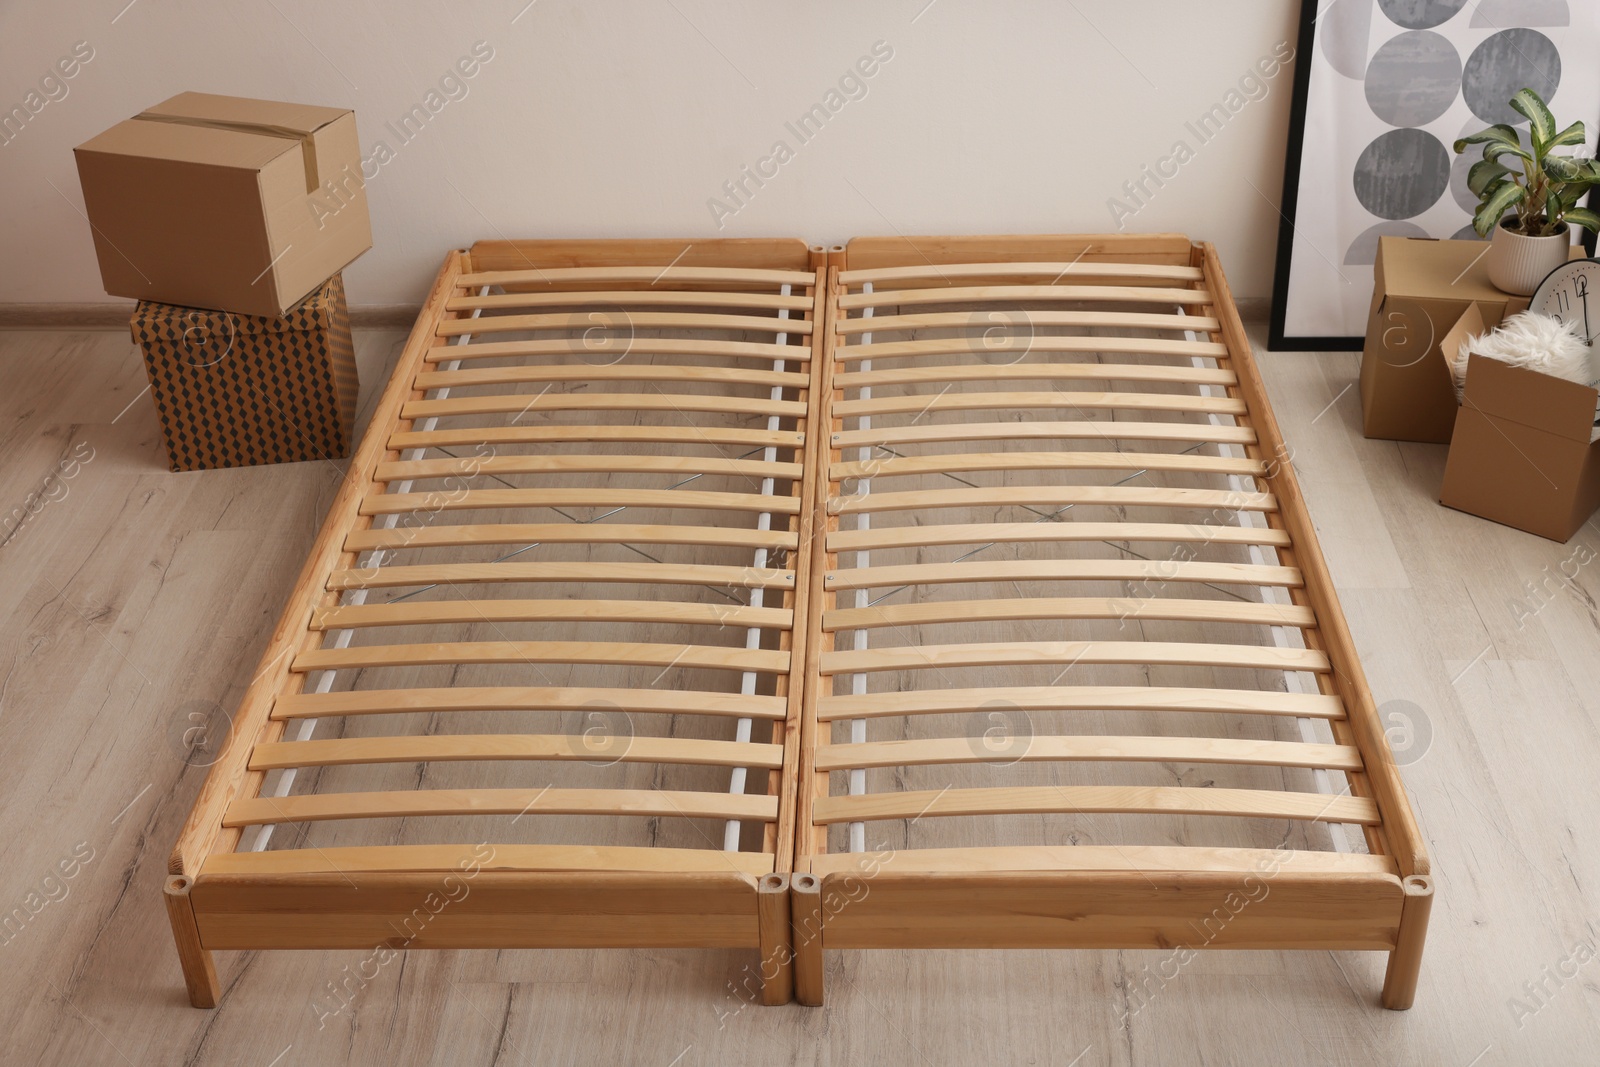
1269, 0, 1600, 350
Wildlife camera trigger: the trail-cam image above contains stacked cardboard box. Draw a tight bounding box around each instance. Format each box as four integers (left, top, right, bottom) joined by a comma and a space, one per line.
74, 92, 372, 470
131, 273, 358, 472
1359, 237, 1535, 443
1440, 353, 1600, 542
1361, 237, 1600, 542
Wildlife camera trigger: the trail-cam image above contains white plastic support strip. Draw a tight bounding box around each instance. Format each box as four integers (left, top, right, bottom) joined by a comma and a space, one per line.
1181, 308, 1350, 853
243, 285, 490, 852
848, 284, 874, 854
724, 285, 793, 851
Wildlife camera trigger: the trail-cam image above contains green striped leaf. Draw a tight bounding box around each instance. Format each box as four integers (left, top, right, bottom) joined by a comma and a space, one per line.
1468, 159, 1512, 196
1512, 89, 1557, 151
1455, 124, 1523, 155
1483, 138, 1533, 163
1562, 206, 1600, 234
1544, 155, 1583, 182
1547, 120, 1588, 151
1473, 180, 1526, 237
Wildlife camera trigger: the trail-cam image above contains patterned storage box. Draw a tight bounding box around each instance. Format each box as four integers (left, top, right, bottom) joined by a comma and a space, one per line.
131, 273, 358, 471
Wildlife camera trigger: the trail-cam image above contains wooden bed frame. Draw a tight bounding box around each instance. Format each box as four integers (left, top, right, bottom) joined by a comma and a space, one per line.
165, 237, 828, 1009
789, 234, 1431, 1011
167, 234, 1430, 1012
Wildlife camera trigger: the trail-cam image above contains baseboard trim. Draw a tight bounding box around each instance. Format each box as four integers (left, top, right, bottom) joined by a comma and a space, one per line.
0, 302, 422, 330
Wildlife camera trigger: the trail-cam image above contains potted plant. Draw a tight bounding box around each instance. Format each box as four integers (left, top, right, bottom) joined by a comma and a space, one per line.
1455, 88, 1600, 295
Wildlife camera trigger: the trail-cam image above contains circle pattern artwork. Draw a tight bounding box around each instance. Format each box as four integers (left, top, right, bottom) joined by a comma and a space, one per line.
1462, 28, 1561, 124
1470, 0, 1569, 27
1344, 220, 1431, 264
1313, 3, 1581, 329
1364, 30, 1462, 125
1377, 0, 1470, 29
1321, 0, 1375, 78
1353, 128, 1451, 220
1449, 141, 1482, 213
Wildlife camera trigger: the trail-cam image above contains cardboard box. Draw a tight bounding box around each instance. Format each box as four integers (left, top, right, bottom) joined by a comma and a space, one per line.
75, 92, 371, 318
132, 273, 358, 472
1439, 353, 1600, 542
1359, 237, 1534, 443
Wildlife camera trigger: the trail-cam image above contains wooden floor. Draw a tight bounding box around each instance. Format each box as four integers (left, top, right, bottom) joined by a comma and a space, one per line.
2, 322, 1594, 1066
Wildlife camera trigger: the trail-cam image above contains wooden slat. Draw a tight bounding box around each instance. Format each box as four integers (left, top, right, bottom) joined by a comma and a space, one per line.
391, 424, 805, 451
326, 560, 795, 592
376, 453, 803, 482
812, 785, 1378, 825
203, 843, 776, 876
840, 233, 1197, 273
437, 310, 812, 337
817, 685, 1344, 722
831, 450, 1262, 480
446, 289, 814, 312
836, 310, 1224, 337
838, 283, 1209, 308
413, 363, 809, 391
832, 390, 1244, 419
828, 521, 1290, 552
807, 844, 1395, 877
224, 787, 779, 826
423, 337, 806, 363
313, 599, 793, 631
402, 392, 807, 420
346, 522, 798, 554
834, 362, 1236, 386
831, 420, 1255, 450
838, 261, 1205, 285
273, 686, 787, 721
835, 335, 1227, 361
824, 596, 1315, 632
360, 487, 803, 517
293, 640, 789, 674
830, 485, 1275, 516
823, 558, 1301, 591
820, 640, 1329, 675
467, 236, 814, 274
250, 734, 784, 771
458, 264, 816, 287
813, 735, 1362, 772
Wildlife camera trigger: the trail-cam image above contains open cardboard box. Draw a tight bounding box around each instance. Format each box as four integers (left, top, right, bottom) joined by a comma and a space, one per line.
1360, 237, 1559, 443
1440, 343, 1600, 543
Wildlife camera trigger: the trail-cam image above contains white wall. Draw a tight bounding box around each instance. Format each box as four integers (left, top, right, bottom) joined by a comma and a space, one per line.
0, 0, 1301, 306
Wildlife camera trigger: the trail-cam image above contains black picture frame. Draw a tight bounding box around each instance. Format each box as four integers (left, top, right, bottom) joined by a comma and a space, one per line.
1268, 0, 1347, 352
1268, 0, 1600, 352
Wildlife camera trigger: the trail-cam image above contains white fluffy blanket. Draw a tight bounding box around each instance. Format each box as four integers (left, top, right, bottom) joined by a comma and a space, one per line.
1452, 311, 1591, 393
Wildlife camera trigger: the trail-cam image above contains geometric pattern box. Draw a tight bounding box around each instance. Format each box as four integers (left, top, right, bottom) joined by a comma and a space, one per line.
131, 273, 358, 471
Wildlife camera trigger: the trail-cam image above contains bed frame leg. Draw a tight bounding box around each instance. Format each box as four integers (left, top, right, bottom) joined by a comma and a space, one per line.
164, 875, 219, 1008
791, 873, 825, 1006
757, 874, 794, 1005
1381, 875, 1433, 1010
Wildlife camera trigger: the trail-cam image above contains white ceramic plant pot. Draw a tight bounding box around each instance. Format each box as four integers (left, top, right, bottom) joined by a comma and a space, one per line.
1487, 219, 1572, 296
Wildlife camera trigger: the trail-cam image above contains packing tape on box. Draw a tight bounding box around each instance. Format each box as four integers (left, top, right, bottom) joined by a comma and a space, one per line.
130, 112, 319, 194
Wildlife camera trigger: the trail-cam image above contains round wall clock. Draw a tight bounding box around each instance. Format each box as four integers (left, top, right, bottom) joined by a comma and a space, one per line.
1530, 258, 1600, 344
